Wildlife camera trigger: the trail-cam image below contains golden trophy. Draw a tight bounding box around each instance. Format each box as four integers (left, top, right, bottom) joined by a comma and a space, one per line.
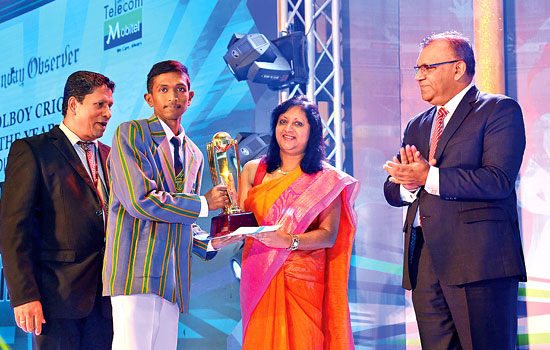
206, 132, 257, 237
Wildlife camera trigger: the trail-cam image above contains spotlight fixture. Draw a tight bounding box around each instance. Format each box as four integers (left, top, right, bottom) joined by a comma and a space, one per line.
229, 241, 245, 281
227, 132, 271, 172
223, 32, 307, 90
235, 132, 271, 164
230, 258, 242, 281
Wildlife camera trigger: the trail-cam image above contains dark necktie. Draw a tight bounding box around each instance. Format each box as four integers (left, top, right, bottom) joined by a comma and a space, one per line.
170, 137, 183, 176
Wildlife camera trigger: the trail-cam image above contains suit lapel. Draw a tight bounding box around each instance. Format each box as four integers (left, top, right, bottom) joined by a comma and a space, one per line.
97, 141, 110, 189
49, 126, 97, 192
183, 140, 198, 194
147, 115, 177, 192
433, 86, 477, 163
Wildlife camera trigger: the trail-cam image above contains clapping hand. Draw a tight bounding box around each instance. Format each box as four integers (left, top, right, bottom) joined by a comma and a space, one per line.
383, 145, 435, 189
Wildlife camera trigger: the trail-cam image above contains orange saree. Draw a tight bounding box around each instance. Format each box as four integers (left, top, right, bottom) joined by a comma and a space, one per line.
240, 160, 359, 350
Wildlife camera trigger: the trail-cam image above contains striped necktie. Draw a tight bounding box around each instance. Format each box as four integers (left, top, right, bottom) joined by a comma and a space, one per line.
77, 141, 108, 227
428, 107, 448, 162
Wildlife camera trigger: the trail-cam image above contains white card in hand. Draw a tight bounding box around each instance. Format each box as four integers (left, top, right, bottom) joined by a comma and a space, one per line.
208, 225, 281, 240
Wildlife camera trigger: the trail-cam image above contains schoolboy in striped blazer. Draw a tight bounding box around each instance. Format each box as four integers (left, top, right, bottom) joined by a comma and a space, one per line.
103, 60, 232, 350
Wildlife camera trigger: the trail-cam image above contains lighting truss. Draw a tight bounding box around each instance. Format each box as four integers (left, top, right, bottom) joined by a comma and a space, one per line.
278, 0, 344, 170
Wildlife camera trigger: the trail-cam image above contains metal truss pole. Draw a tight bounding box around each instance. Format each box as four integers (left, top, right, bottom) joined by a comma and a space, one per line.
331, 0, 342, 169
277, 0, 289, 103
277, 0, 344, 170
304, 0, 316, 101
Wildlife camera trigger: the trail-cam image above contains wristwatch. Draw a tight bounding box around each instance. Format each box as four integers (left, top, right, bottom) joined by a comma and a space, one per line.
287, 234, 300, 251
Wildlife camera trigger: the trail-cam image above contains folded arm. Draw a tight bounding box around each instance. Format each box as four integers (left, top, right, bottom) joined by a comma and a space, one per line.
110, 122, 202, 225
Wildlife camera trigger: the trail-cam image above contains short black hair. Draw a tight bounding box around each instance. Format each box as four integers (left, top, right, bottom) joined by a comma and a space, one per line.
421, 31, 476, 78
62, 71, 115, 116
146, 60, 190, 93
265, 95, 325, 175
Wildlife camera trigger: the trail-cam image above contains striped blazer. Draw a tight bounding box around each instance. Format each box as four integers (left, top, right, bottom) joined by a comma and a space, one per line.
102, 115, 215, 312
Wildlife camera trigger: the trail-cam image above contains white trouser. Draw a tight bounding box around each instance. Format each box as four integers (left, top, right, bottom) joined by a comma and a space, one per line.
111, 294, 179, 350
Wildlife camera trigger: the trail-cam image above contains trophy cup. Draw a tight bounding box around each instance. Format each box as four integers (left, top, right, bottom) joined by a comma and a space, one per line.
206, 132, 258, 237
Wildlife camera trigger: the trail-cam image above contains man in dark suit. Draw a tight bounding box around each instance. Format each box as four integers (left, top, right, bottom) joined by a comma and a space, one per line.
383, 31, 526, 350
0, 71, 115, 349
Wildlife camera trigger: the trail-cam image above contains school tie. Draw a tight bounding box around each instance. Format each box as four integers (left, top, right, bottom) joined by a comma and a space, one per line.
428, 107, 448, 162
77, 141, 108, 224
170, 137, 183, 176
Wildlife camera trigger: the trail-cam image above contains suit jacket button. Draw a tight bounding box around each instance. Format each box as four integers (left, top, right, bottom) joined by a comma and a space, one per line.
96, 210, 103, 216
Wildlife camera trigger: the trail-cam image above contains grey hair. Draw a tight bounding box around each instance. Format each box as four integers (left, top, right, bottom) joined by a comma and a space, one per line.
421, 31, 475, 78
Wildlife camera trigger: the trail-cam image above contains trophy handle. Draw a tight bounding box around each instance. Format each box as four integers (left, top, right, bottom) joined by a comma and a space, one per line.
227, 139, 241, 209
206, 143, 220, 186
232, 139, 241, 179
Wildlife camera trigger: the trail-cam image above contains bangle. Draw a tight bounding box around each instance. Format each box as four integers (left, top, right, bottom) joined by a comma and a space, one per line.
286, 234, 299, 251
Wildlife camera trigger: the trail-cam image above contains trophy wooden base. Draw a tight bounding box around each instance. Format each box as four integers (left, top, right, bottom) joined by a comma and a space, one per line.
210, 211, 258, 238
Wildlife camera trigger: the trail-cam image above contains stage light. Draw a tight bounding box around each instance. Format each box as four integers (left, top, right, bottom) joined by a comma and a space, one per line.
235, 132, 271, 164
224, 33, 291, 87
224, 32, 307, 90
229, 240, 245, 281
231, 258, 241, 281
228, 132, 271, 172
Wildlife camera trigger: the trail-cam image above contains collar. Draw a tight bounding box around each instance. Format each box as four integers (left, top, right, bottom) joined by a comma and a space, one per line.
440, 83, 474, 116
157, 117, 185, 144
59, 121, 99, 147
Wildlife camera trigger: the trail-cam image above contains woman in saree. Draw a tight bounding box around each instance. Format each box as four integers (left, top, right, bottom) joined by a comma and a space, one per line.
238, 95, 359, 349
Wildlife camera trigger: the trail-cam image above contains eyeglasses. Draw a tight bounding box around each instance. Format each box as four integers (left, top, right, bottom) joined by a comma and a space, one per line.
413, 60, 461, 74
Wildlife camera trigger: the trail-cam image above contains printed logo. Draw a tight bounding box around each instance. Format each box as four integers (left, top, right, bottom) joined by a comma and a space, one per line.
103, 0, 143, 51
